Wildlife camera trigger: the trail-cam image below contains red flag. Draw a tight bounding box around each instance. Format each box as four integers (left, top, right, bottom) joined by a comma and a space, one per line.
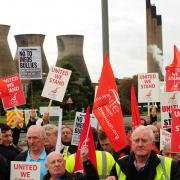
74, 106, 97, 173
93, 50, 126, 152
131, 84, 141, 130
0, 79, 9, 98
166, 45, 180, 92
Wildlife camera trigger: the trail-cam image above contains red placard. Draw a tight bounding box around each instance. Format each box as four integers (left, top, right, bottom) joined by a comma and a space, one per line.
171, 109, 180, 152
2, 74, 26, 109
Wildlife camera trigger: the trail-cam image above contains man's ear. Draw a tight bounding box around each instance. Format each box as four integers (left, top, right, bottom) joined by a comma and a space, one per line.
45, 163, 48, 170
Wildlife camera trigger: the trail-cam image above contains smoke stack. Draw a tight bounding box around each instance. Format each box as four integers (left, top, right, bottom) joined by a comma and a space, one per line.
56, 35, 91, 81
14, 34, 49, 75
0, 25, 17, 77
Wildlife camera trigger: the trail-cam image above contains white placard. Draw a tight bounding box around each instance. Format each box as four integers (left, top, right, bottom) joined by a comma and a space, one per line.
10, 161, 41, 180
160, 129, 171, 151
138, 73, 160, 103
18, 47, 42, 79
71, 112, 98, 146
39, 106, 62, 116
160, 92, 180, 129
159, 81, 166, 92
41, 66, 71, 102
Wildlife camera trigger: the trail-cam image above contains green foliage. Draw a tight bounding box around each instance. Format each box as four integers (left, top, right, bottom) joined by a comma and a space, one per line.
118, 75, 138, 115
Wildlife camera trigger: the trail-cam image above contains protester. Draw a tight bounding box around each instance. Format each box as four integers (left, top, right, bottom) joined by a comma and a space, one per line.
44, 148, 99, 180
162, 143, 180, 161
0, 123, 21, 154
61, 125, 77, 160
26, 109, 38, 129
66, 128, 115, 179
147, 124, 160, 152
43, 124, 58, 152
150, 106, 158, 124
15, 125, 50, 180
36, 112, 50, 126
107, 125, 180, 180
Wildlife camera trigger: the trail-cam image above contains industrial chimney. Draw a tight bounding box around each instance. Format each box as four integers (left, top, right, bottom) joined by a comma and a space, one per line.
0, 25, 17, 77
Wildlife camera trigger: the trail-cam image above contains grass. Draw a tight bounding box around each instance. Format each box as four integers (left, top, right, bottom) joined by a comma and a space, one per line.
0, 116, 6, 124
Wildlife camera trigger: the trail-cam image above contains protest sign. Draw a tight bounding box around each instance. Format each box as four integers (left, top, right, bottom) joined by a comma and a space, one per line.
10, 161, 41, 180
41, 66, 71, 102
160, 92, 180, 129
18, 47, 42, 79
71, 112, 98, 146
6, 110, 24, 128
2, 74, 26, 109
160, 129, 171, 151
171, 109, 180, 152
138, 73, 160, 103
159, 81, 166, 92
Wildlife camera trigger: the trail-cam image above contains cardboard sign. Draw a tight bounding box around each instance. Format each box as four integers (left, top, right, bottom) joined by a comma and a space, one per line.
18, 47, 42, 79
10, 161, 41, 180
160, 92, 180, 129
160, 129, 171, 151
166, 69, 180, 92
41, 66, 71, 102
71, 112, 98, 146
2, 74, 26, 109
138, 73, 160, 103
171, 109, 180, 152
39, 106, 62, 117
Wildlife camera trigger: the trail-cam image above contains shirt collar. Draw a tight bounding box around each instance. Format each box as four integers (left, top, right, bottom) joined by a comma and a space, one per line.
27, 148, 46, 161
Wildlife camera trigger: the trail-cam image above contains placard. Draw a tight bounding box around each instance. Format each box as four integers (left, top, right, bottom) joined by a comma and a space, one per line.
171, 109, 180, 152
160, 129, 171, 151
71, 112, 98, 146
10, 161, 41, 180
41, 66, 71, 102
138, 73, 159, 103
2, 74, 26, 109
160, 92, 180, 129
18, 47, 42, 79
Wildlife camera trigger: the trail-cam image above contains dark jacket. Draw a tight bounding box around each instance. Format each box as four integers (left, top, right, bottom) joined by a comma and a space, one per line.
110, 151, 180, 180
0, 153, 9, 180
43, 160, 99, 180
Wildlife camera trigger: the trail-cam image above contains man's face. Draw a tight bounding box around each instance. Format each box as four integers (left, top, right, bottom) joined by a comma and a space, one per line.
131, 130, 153, 157
30, 111, 36, 119
61, 127, 72, 144
44, 130, 57, 151
2, 130, 13, 146
27, 127, 44, 152
46, 152, 65, 177
100, 138, 113, 154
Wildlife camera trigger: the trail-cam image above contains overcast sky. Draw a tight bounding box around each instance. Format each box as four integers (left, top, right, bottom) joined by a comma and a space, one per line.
0, 0, 179, 82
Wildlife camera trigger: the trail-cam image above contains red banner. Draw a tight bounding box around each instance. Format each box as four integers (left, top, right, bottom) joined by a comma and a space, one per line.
74, 106, 97, 173
131, 84, 141, 130
0, 79, 9, 98
171, 109, 180, 152
2, 74, 26, 109
93, 51, 126, 152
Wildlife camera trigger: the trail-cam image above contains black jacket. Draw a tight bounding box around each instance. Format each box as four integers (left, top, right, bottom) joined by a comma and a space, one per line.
43, 160, 99, 180
110, 151, 180, 180
0, 153, 9, 180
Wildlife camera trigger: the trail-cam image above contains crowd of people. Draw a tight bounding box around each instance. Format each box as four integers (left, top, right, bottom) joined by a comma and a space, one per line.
0, 107, 180, 180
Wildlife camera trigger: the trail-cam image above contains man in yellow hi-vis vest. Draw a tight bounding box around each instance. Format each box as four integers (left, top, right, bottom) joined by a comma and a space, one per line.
107, 125, 180, 180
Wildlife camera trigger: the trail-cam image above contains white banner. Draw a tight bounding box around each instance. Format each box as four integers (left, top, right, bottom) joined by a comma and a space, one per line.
71, 111, 98, 146
160, 92, 180, 129
160, 129, 171, 151
138, 73, 160, 103
41, 66, 71, 102
18, 47, 42, 79
10, 161, 41, 180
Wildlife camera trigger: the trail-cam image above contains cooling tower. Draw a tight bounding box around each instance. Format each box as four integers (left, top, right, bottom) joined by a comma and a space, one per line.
14, 34, 49, 75
56, 35, 91, 81
0, 25, 17, 77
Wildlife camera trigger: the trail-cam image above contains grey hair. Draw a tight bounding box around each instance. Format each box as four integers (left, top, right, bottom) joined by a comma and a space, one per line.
42, 124, 58, 136
131, 125, 155, 142
27, 125, 46, 139
0, 128, 2, 139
